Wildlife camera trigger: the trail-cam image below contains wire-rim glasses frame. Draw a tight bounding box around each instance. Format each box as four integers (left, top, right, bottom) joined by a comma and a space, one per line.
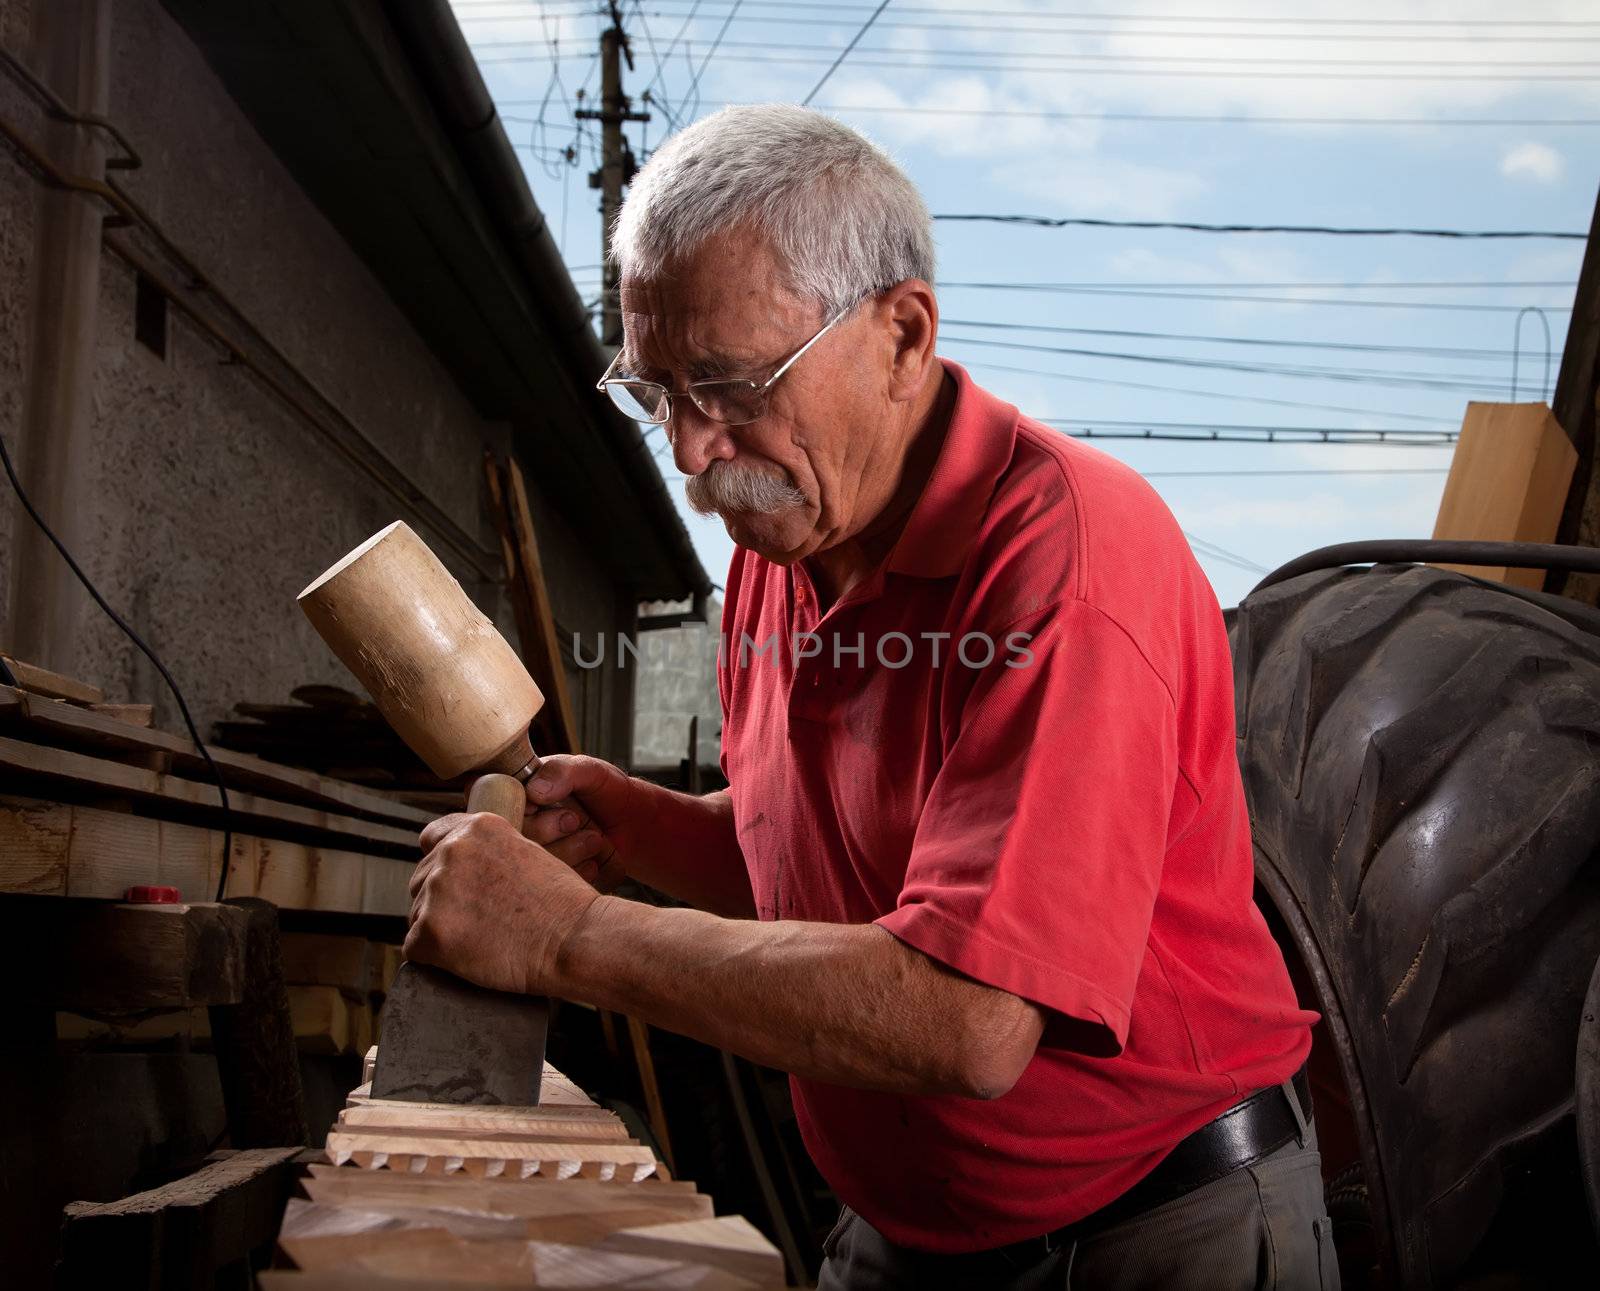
595, 303, 855, 427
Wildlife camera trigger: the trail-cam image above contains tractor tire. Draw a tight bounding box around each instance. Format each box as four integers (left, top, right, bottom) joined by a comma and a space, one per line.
1579, 953, 1600, 1238
1233, 563, 1600, 1287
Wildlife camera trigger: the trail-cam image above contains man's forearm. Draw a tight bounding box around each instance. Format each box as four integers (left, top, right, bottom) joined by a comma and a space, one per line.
616, 785, 755, 917
552, 895, 1042, 1098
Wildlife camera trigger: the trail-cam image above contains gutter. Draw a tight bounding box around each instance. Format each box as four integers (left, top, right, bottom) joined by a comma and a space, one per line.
383, 0, 711, 607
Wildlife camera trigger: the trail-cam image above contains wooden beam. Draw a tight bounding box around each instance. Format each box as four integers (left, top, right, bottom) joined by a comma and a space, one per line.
1550, 181, 1600, 602
504, 457, 580, 754
57, 1148, 303, 1291
0, 796, 415, 916
0, 735, 420, 855
0, 654, 103, 704
2, 896, 249, 1011
1432, 402, 1578, 588
281, 933, 385, 996
0, 684, 431, 830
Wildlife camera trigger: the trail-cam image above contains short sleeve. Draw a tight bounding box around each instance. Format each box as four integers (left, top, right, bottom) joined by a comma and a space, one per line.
875, 599, 1182, 1054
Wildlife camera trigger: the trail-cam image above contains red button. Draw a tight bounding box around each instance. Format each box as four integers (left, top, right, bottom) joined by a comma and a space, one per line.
124, 885, 182, 904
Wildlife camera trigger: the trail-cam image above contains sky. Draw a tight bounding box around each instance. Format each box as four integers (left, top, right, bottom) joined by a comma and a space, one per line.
449, 0, 1595, 607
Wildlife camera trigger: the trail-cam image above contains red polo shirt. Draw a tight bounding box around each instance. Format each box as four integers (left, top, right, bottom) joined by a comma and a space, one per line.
717, 361, 1316, 1252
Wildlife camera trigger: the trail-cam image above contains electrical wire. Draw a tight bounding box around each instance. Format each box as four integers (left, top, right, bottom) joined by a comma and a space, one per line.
960, 358, 1458, 421
455, 1, 1600, 29
942, 333, 1517, 393
801, 0, 891, 106
682, 0, 744, 117
938, 283, 1576, 313
1141, 467, 1447, 477
0, 427, 235, 901
941, 317, 1538, 362
934, 214, 1585, 239
500, 98, 1600, 129
477, 49, 1600, 81
1183, 531, 1269, 575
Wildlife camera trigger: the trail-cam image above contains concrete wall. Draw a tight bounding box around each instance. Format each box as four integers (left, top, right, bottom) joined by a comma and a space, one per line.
633, 597, 722, 770
0, 0, 33, 624
0, 0, 637, 762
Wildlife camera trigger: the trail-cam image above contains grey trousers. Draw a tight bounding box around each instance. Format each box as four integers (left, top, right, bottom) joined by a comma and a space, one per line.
817, 1126, 1340, 1291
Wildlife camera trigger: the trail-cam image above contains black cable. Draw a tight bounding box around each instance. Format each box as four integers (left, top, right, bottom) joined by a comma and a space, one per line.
962, 357, 1457, 421
805, 0, 892, 105
1251, 540, 1600, 595
933, 214, 1586, 239
939, 283, 1575, 313
0, 428, 235, 901
458, 1, 1600, 28
499, 98, 1600, 128
682, 0, 744, 116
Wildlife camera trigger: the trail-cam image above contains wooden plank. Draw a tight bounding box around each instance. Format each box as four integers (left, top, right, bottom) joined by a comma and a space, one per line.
1433, 401, 1580, 589
0, 654, 103, 704
504, 457, 579, 754
323, 1130, 658, 1180
88, 702, 153, 727
290, 985, 363, 1055
0, 796, 411, 916
299, 1164, 709, 1216
0, 685, 432, 829
338, 1103, 631, 1137
600, 1216, 784, 1288
67, 806, 163, 898
0, 734, 421, 854
362, 856, 413, 917
0, 795, 71, 894
281, 933, 381, 994
3, 898, 249, 1010
59, 1148, 301, 1290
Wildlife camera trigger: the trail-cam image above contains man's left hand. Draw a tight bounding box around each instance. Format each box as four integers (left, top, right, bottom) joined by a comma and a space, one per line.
406, 812, 602, 996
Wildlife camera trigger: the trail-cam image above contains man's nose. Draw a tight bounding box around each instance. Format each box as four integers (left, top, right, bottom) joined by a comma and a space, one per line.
670, 403, 738, 478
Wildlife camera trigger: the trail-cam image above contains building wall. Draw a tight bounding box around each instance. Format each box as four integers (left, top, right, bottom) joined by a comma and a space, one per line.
0, 0, 34, 623
0, 0, 636, 762
633, 597, 723, 771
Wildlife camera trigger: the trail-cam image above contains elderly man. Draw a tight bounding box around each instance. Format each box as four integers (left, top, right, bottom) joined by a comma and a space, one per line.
407, 105, 1333, 1289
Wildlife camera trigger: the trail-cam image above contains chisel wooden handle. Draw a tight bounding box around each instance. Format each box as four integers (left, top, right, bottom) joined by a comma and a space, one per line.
468, 772, 527, 829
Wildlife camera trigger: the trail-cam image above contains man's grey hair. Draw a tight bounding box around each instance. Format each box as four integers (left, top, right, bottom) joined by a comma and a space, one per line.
611, 104, 935, 314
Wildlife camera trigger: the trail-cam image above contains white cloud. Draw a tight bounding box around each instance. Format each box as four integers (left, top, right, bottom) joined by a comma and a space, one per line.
1501, 141, 1565, 184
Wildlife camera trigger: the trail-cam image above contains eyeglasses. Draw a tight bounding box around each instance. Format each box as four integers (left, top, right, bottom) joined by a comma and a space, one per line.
596, 305, 852, 427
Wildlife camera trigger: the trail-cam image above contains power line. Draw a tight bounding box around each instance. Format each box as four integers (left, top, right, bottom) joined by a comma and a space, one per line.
1044, 424, 1457, 445
965, 358, 1459, 421
681, 0, 743, 113
934, 214, 1585, 240
718, 102, 1600, 129
456, 2, 1600, 30
554, 38, 1600, 72
490, 9, 1600, 43
501, 98, 1600, 129
1141, 467, 1447, 477
801, 0, 891, 106
943, 333, 1514, 395
477, 49, 1600, 80
938, 283, 1576, 313
1183, 531, 1269, 575
941, 317, 1536, 361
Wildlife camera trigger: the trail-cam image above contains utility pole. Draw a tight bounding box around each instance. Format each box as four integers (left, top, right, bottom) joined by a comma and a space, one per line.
576, 2, 650, 348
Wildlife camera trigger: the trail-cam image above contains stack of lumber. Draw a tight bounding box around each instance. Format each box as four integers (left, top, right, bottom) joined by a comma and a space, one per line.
212, 685, 453, 796
265, 1050, 784, 1288
0, 681, 428, 913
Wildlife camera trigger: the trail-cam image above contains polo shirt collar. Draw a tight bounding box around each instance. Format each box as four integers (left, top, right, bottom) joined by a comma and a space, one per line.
885, 359, 1019, 580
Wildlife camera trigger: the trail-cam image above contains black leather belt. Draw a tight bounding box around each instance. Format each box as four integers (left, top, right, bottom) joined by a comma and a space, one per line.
1003, 1067, 1313, 1260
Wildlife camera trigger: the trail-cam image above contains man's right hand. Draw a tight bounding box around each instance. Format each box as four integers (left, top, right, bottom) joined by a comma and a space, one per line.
523, 755, 658, 893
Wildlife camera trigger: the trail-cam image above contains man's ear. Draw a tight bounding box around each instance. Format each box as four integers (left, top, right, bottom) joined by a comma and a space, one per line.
880, 279, 939, 404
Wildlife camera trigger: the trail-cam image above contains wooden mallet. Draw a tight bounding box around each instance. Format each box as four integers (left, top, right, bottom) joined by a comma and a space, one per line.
299, 520, 551, 1105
